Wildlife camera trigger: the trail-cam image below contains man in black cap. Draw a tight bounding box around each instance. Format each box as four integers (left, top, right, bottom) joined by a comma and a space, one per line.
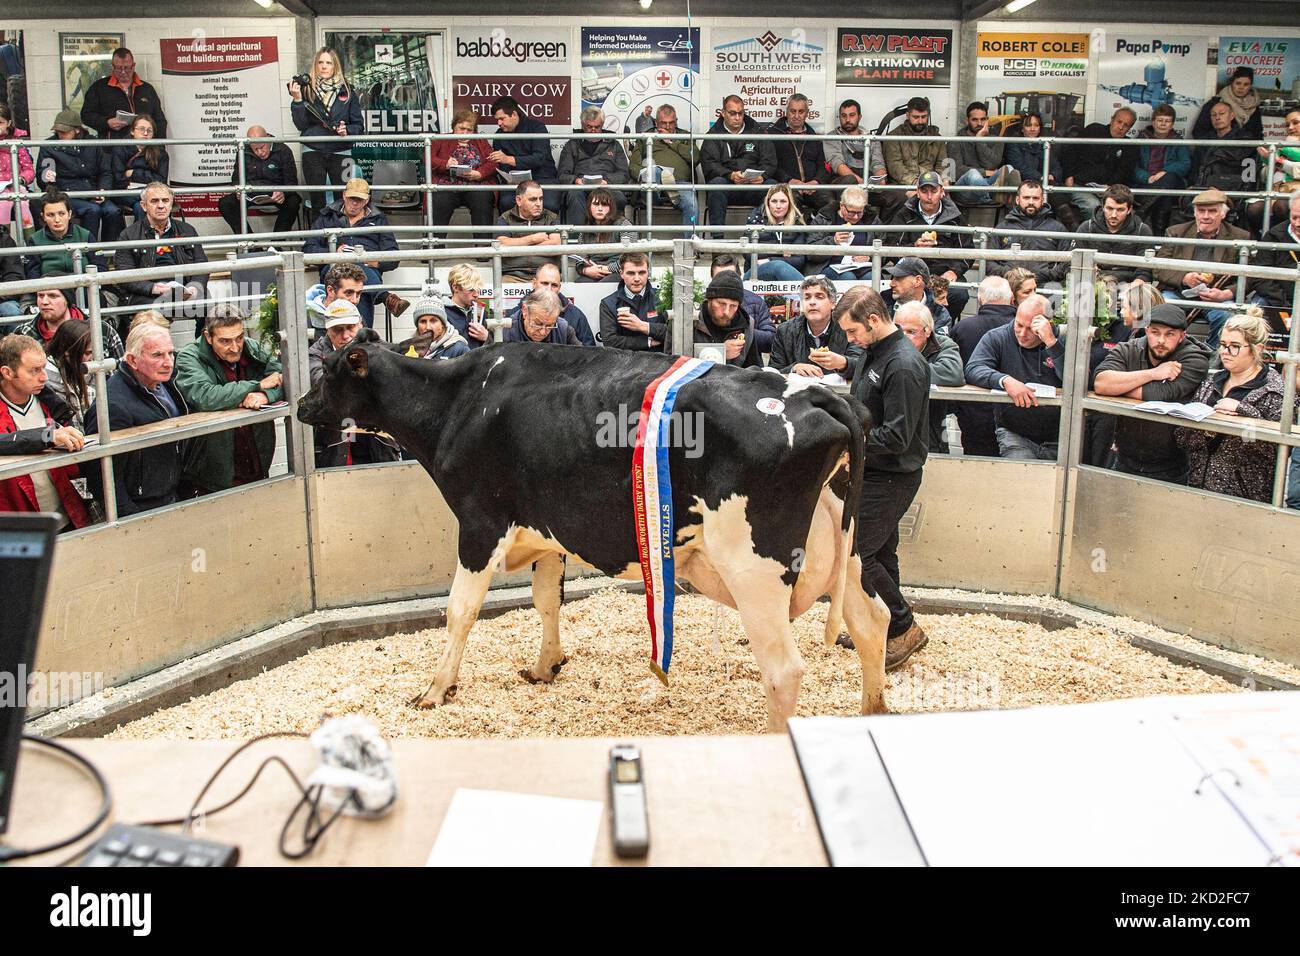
881, 256, 952, 331
834, 284, 931, 671
1092, 304, 1212, 484
693, 271, 761, 367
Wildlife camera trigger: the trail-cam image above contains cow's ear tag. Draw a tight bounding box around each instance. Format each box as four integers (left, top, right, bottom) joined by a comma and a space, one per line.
346, 347, 370, 378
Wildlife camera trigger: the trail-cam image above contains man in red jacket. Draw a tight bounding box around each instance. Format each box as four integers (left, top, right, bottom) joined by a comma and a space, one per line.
0, 334, 91, 530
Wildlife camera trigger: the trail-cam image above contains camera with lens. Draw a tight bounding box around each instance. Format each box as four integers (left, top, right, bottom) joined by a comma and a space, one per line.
290, 72, 312, 90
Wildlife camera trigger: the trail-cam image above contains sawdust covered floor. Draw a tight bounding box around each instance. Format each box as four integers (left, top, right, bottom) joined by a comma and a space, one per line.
107, 588, 1249, 741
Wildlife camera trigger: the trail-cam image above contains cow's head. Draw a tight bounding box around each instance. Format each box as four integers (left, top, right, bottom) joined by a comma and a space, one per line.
296, 331, 392, 431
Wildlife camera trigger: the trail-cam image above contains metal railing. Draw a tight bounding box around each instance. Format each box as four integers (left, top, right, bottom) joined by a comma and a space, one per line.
2, 239, 1298, 528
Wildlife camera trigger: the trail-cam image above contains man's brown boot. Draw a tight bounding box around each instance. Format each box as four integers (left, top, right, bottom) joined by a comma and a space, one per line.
885, 623, 928, 672
384, 292, 410, 317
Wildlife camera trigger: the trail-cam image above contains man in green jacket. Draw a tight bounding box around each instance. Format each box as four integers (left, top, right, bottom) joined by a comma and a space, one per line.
20, 191, 106, 308
628, 103, 700, 229
881, 97, 948, 216
175, 304, 283, 495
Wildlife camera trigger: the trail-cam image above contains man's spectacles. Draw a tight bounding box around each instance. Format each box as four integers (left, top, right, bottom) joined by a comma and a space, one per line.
841, 206, 865, 218
525, 317, 557, 333
1219, 342, 1247, 356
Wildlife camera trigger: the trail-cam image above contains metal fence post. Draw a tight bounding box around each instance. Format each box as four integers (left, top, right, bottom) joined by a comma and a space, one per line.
671, 238, 696, 356
1271, 269, 1300, 508
1235, 245, 1249, 303
976, 232, 988, 281
871, 239, 883, 287
1042, 140, 1052, 206
1261, 144, 1277, 237
276, 250, 314, 479
7, 143, 24, 249
236, 138, 248, 235
1055, 247, 1096, 595
491, 245, 505, 343
644, 131, 655, 232
85, 265, 117, 524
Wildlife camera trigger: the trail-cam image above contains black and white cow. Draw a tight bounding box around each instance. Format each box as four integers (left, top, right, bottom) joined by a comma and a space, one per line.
297, 339, 890, 730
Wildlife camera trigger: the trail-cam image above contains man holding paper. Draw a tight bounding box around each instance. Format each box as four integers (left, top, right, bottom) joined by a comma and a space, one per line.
964, 294, 1065, 460
113, 183, 207, 322
80, 47, 168, 139
488, 96, 560, 215
628, 104, 700, 230
1092, 304, 1211, 484
700, 95, 776, 233
556, 107, 630, 225
1153, 189, 1250, 349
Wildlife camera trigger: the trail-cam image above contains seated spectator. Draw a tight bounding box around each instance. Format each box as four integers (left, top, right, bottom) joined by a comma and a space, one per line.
1093, 304, 1212, 483
881, 96, 946, 215
305, 261, 366, 334
887, 172, 972, 318
174, 305, 283, 496
111, 114, 169, 221
443, 262, 491, 349
397, 297, 469, 360
1252, 192, 1300, 332
428, 109, 497, 237
129, 310, 170, 333
219, 125, 302, 235
770, 276, 854, 377
951, 101, 1020, 205
1153, 188, 1250, 348
307, 300, 400, 467
1132, 104, 1191, 235
1245, 109, 1300, 236
42, 318, 95, 432
80, 46, 168, 140
22, 190, 105, 292
12, 288, 123, 359
0, 104, 34, 232
302, 178, 407, 328
769, 94, 829, 220
693, 270, 762, 367
805, 185, 879, 281
0, 231, 20, 319
1005, 112, 1062, 193
488, 96, 560, 214
495, 180, 561, 282
627, 103, 700, 230
1118, 279, 1164, 332
288, 47, 363, 226
600, 252, 663, 352
881, 257, 952, 331
508, 263, 595, 346
0, 334, 90, 529
823, 99, 887, 217
113, 182, 208, 323
1191, 100, 1256, 199
989, 180, 1070, 288
37, 110, 123, 242
744, 184, 806, 281
503, 288, 583, 345
1071, 183, 1154, 283
1003, 266, 1038, 306
1192, 66, 1263, 141
557, 107, 630, 225
949, 275, 1017, 457
896, 300, 964, 452
806, 184, 878, 280
84, 322, 189, 517
700, 95, 777, 232
572, 188, 637, 282
965, 293, 1065, 460
1059, 108, 1138, 227
1177, 311, 1284, 503
709, 254, 776, 352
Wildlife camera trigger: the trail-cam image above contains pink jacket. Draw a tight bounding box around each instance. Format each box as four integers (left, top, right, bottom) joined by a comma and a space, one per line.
0, 128, 35, 186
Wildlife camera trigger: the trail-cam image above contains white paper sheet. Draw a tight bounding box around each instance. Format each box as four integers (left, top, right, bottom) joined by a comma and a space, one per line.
426, 788, 603, 867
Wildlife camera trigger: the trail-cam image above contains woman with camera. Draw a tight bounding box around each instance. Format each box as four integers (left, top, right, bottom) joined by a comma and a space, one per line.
289, 47, 363, 224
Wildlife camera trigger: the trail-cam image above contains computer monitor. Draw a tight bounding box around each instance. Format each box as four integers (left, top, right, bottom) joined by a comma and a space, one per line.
0, 513, 59, 834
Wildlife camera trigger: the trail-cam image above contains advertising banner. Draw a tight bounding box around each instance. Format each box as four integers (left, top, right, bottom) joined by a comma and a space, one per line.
709, 28, 829, 126
160, 36, 282, 217
1093, 34, 1209, 133
975, 32, 1089, 135
1219, 36, 1300, 136
580, 27, 700, 133
60, 33, 122, 116
451, 27, 572, 134
835, 27, 953, 88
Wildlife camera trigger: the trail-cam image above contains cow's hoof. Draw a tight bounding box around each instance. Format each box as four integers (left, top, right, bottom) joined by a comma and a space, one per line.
521, 656, 569, 685
414, 684, 456, 708
553, 655, 570, 675
835, 634, 856, 651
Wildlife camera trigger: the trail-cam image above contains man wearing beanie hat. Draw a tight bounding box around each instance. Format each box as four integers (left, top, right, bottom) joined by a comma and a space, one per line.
12, 287, 124, 359
693, 270, 761, 367
1093, 303, 1212, 484
38, 110, 125, 242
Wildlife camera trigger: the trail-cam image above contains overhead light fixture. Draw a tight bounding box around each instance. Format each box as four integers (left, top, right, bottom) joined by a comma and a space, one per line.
639, 0, 653, 8
1004, 0, 1039, 11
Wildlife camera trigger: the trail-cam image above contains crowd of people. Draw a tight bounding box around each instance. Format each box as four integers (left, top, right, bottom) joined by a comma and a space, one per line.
2, 49, 1299, 527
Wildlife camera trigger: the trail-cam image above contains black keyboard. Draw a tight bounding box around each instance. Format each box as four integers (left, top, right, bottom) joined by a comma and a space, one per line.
79, 824, 239, 867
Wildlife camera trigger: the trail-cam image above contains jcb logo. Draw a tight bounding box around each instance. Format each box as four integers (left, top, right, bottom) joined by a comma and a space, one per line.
1003, 58, 1037, 71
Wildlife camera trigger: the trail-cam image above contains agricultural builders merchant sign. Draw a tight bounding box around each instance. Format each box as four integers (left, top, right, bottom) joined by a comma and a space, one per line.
836, 28, 953, 87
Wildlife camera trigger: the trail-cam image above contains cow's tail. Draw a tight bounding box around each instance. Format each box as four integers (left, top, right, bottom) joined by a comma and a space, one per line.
812, 390, 869, 647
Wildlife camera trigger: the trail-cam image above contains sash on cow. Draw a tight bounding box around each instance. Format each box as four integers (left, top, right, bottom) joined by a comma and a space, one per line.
632, 356, 714, 684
